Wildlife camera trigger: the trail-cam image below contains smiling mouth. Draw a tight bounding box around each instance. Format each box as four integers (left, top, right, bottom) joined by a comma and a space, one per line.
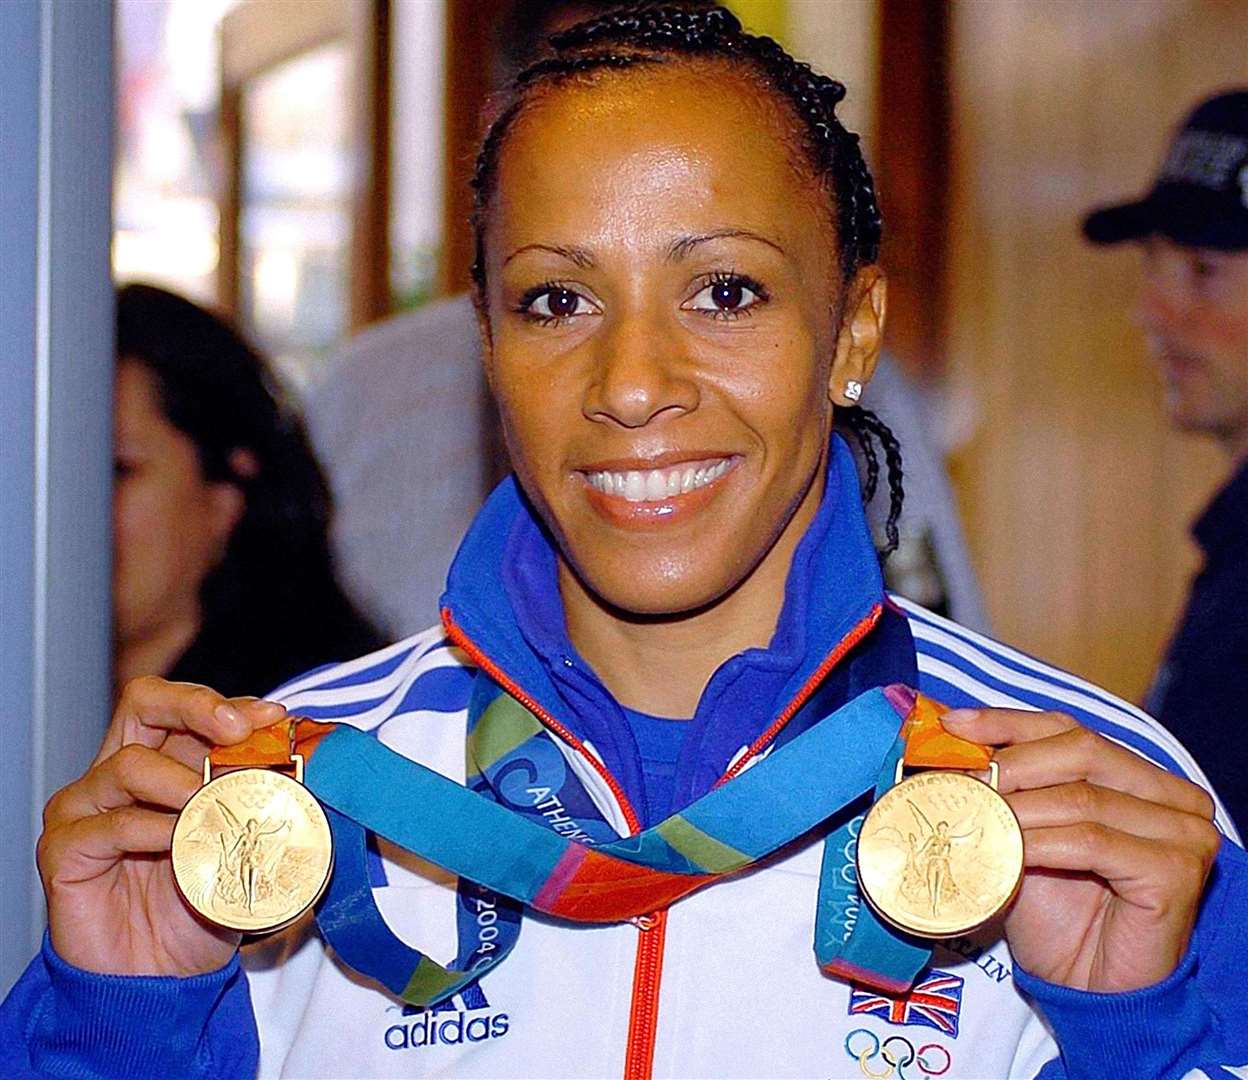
580, 457, 737, 502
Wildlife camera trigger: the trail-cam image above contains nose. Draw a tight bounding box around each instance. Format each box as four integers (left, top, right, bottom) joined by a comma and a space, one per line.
582, 308, 699, 429
1137, 276, 1179, 336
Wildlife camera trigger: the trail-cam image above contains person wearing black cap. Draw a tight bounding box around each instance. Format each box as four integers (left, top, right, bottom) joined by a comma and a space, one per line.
1084, 88, 1248, 832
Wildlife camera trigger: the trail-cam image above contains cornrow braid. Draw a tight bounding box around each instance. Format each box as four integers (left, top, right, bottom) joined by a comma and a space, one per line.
469, 2, 903, 551
839, 405, 905, 558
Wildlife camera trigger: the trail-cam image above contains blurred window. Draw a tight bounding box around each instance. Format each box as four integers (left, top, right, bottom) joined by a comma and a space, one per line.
219, 0, 390, 391
390, 0, 443, 314
237, 43, 353, 386
114, 0, 238, 305
114, 0, 445, 394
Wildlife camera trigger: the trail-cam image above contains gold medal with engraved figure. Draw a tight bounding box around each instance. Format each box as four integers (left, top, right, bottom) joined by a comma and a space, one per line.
856, 765, 1023, 938
172, 759, 332, 934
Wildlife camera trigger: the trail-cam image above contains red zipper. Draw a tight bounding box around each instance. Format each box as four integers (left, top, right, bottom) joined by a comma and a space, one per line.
623, 910, 668, 1080
445, 607, 666, 1077
719, 603, 882, 783
441, 608, 642, 834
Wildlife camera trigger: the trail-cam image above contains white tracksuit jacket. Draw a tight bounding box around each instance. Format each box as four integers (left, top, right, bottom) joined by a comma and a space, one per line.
244, 599, 1241, 1080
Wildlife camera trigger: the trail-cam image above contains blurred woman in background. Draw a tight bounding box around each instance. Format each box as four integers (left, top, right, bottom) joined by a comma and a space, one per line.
113, 282, 382, 696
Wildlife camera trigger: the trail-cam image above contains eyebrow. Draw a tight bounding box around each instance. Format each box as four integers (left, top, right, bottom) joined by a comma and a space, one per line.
503, 243, 595, 268
667, 229, 787, 261
503, 229, 788, 269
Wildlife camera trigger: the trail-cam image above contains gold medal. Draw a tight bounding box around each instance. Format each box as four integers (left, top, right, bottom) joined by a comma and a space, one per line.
172, 744, 333, 935
856, 761, 1023, 938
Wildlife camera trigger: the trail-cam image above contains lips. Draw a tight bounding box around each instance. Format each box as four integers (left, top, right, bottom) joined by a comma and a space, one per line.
575, 453, 740, 524
582, 457, 733, 502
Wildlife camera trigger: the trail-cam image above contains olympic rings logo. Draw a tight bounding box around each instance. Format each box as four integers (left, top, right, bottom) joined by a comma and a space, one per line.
843, 1028, 951, 1079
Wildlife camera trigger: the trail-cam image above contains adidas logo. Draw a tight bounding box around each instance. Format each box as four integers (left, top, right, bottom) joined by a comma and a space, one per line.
384, 983, 510, 1051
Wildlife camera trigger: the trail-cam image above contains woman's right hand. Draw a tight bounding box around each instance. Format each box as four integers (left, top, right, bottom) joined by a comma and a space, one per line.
38, 676, 287, 977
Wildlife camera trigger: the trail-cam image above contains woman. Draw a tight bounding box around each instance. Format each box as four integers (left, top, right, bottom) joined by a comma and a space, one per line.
6, 8, 1245, 1079
113, 284, 383, 696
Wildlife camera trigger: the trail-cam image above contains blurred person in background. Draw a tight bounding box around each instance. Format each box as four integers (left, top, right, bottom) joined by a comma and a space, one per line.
1084, 89, 1248, 831
305, 0, 988, 638
114, 283, 383, 697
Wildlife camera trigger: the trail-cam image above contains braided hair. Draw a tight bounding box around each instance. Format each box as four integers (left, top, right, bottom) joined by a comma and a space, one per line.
469, 2, 904, 554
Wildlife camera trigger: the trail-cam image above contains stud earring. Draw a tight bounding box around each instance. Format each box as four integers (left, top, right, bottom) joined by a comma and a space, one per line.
844, 380, 863, 403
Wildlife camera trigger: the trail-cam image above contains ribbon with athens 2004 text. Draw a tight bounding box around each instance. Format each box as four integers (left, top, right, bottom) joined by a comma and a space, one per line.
298, 684, 984, 1007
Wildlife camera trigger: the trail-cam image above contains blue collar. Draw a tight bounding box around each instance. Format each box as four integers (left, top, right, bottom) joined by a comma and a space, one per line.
441, 434, 916, 827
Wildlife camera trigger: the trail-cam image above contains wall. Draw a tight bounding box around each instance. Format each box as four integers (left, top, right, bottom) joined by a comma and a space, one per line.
946, 0, 1248, 700
0, 0, 114, 992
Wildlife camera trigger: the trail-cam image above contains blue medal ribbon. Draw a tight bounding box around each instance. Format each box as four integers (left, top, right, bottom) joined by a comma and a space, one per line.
306, 685, 932, 1006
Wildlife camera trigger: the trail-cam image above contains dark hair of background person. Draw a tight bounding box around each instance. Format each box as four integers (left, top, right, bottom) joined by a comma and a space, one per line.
471, 2, 905, 553
116, 283, 384, 696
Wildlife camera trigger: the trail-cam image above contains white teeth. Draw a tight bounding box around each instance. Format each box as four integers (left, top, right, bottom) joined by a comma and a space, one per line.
586, 458, 733, 503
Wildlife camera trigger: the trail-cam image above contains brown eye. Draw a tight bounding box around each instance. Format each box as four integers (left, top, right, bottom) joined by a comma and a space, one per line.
524, 285, 595, 321
711, 281, 744, 309
547, 288, 580, 317
686, 273, 766, 317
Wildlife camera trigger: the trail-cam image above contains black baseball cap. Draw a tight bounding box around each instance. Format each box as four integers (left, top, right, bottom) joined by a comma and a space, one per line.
1083, 89, 1248, 251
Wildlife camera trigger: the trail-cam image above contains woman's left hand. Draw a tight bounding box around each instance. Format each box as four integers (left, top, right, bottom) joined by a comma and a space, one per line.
940, 707, 1221, 993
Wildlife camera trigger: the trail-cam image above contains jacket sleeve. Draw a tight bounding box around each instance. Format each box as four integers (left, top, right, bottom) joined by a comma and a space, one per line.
0, 932, 258, 1079
1020, 838, 1248, 1080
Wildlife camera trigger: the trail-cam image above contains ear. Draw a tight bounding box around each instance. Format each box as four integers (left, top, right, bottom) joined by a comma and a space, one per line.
205, 448, 256, 557
828, 266, 887, 407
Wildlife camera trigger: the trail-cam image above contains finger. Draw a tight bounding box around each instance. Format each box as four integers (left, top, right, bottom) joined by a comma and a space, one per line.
146, 702, 287, 772
39, 807, 178, 885
99, 678, 286, 762
99, 678, 242, 762
44, 745, 201, 829
942, 708, 1213, 818
1021, 823, 1215, 904
991, 726, 1214, 818
150, 731, 218, 772
1008, 782, 1221, 851
941, 706, 1078, 746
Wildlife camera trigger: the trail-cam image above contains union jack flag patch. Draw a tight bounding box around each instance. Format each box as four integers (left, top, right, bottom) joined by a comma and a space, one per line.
848, 969, 964, 1038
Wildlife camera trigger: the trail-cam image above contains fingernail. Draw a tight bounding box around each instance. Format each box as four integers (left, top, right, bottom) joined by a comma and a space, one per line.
941, 708, 980, 725
214, 703, 245, 731
253, 699, 286, 716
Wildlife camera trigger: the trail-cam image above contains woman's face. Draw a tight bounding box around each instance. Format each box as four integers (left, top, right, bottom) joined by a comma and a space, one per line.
113, 359, 243, 648
481, 64, 884, 616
